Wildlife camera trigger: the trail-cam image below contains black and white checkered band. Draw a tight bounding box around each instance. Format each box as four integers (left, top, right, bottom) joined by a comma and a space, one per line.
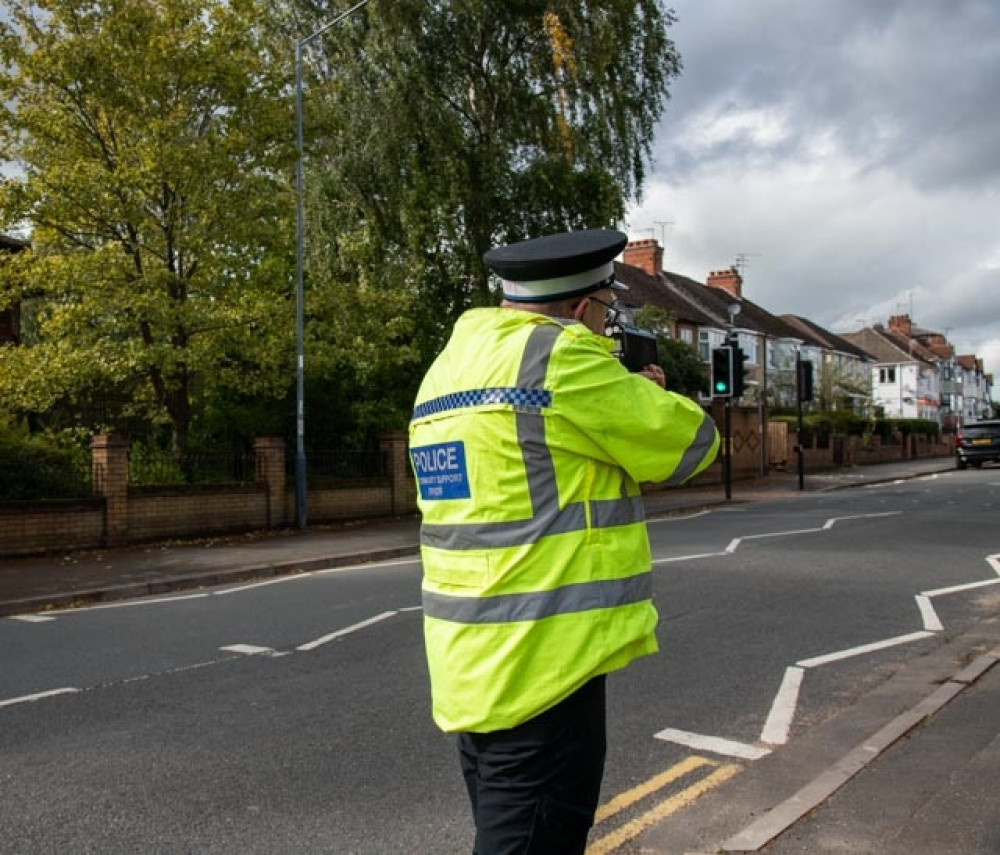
412, 387, 553, 421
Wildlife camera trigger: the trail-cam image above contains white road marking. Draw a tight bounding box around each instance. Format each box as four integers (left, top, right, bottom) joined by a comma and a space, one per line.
923, 577, 1000, 597
915, 595, 944, 632
796, 631, 934, 669
28, 555, 422, 617
0, 687, 79, 708
214, 575, 312, 595
8, 614, 56, 623
654, 728, 771, 760
649, 514, 1000, 766
652, 512, 903, 567
760, 666, 805, 746
398, 605, 423, 613
315, 556, 421, 575
219, 644, 275, 656
653, 551, 727, 565
297, 611, 398, 651
70, 592, 210, 612
987, 553, 1000, 576
647, 510, 711, 524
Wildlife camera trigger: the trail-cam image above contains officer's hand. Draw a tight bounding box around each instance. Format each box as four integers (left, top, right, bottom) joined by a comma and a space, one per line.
639, 364, 665, 388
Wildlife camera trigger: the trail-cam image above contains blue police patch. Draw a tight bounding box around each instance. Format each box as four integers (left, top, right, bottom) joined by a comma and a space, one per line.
411, 441, 471, 501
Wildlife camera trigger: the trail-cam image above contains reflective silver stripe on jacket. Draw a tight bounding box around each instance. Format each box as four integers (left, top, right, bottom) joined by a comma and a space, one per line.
423, 572, 652, 624
660, 413, 718, 487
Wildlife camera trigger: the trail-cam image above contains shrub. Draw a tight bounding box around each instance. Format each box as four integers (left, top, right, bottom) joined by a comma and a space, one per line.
0, 418, 91, 500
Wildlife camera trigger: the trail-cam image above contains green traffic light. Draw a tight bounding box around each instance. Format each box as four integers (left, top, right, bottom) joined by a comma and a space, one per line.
715, 382, 727, 392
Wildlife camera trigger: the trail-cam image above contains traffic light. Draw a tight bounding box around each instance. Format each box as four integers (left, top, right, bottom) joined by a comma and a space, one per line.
711, 346, 734, 398
797, 359, 814, 402
731, 345, 746, 398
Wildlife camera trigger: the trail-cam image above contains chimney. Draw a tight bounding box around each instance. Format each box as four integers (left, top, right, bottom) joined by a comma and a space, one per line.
706, 267, 742, 299
623, 239, 663, 276
887, 314, 912, 336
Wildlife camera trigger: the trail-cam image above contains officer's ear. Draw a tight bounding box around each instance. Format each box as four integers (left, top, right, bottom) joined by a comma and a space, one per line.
571, 297, 590, 321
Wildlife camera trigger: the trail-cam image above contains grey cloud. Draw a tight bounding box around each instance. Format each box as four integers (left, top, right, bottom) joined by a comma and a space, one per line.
660, 0, 1000, 192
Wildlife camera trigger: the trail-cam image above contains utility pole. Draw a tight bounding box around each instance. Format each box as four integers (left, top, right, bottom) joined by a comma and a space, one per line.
294, 0, 373, 529
724, 303, 741, 500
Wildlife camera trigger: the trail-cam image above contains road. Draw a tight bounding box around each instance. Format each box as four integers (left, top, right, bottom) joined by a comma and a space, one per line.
2, 468, 998, 853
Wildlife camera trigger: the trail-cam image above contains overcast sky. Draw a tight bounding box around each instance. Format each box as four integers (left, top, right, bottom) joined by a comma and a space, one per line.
626, 0, 1000, 380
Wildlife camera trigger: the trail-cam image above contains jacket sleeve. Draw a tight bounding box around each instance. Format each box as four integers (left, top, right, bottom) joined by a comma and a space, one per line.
546, 327, 720, 486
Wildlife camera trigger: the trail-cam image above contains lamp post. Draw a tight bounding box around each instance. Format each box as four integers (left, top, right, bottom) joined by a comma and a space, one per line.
723, 303, 740, 500
294, 0, 372, 528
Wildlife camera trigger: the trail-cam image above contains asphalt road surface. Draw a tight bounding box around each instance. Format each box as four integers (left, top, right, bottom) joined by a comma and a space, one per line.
2, 467, 998, 853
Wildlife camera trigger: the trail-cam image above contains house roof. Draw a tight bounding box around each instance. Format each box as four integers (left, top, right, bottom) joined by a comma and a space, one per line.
613, 261, 718, 326
616, 256, 840, 346
667, 274, 805, 340
781, 315, 873, 360
956, 354, 983, 372
841, 326, 937, 366
882, 326, 941, 363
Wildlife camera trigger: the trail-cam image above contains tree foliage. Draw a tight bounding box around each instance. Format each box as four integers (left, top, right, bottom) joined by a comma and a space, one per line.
0, 0, 683, 455
0, 0, 295, 453
289, 0, 681, 360
634, 304, 707, 398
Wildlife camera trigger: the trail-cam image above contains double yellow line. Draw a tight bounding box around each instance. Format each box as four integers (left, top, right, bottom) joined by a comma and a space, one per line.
586, 755, 742, 854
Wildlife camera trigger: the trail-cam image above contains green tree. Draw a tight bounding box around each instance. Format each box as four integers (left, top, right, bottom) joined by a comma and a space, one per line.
0, 0, 294, 453
289, 0, 681, 371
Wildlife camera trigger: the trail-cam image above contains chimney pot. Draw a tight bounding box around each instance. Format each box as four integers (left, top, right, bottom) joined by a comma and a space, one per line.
706, 267, 743, 299
623, 238, 663, 276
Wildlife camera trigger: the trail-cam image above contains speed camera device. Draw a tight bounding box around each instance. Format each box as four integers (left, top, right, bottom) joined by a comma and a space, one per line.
619, 325, 659, 373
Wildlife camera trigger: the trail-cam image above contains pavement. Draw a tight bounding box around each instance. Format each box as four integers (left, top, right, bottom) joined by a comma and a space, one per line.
4, 455, 999, 853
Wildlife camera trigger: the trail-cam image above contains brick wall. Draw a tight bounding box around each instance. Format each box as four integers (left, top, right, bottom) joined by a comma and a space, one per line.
0, 500, 105, 555
0, 432, 417, 556
127, 485, 269, 541
306, 485, 395, 521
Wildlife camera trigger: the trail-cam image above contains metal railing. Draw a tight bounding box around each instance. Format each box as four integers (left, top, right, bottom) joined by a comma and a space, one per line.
296, 449, 388, 484
128, 450, 257, 486
0, 458, 93, 500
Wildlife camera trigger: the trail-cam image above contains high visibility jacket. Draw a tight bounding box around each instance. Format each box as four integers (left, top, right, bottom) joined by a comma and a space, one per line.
409, 308, 719, 733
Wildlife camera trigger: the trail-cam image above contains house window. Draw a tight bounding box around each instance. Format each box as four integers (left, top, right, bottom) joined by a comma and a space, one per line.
736, 333, 759, 366
679, 327, 694, 345
879, 367, 896, 384
698, 329, 726, 362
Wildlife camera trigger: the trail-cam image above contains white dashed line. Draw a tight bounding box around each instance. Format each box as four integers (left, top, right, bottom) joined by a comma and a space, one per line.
297, 611, 398, 651
219, 644, 276, 656
214, 575, 312, 595
0, 687, 79, 708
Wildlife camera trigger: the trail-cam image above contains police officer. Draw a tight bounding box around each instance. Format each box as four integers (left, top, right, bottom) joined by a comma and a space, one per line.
409, 229, 719, 854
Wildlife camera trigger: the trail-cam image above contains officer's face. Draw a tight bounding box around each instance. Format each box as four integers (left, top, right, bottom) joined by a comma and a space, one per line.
579, 289, 617, 336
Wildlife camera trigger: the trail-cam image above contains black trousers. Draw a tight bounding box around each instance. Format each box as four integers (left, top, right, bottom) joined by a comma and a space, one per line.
457, 676, 607, 855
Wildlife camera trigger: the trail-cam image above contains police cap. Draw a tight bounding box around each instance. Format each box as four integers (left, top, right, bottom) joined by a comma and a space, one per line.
484, 229, 629, 302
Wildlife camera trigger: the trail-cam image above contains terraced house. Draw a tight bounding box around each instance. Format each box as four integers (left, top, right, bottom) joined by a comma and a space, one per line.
615, 238, 873, 413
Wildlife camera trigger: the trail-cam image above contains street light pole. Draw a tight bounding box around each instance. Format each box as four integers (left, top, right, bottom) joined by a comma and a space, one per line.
724, 303, 740, 501
294, 0, 373, 529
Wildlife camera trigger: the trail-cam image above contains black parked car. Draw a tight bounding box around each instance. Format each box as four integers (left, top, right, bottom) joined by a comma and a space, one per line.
955, 420, 1000, 469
